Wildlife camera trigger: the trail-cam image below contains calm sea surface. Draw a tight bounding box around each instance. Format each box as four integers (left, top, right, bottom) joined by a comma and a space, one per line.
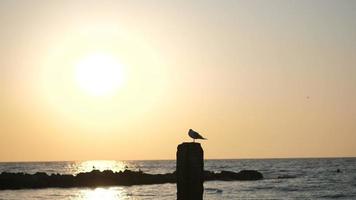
0, 158, 356, 199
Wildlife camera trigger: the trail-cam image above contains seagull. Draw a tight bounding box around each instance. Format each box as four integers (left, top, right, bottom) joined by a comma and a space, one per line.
188, 129, 207, 142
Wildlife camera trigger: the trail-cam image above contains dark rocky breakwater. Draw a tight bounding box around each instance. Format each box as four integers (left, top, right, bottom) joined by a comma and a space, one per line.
0, 169, 263, 190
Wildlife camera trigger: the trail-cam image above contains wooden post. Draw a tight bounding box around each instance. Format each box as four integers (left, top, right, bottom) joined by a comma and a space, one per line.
176, 142, 204, 200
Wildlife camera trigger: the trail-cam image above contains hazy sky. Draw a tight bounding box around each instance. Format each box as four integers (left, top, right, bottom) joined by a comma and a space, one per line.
1, 0, 356, 161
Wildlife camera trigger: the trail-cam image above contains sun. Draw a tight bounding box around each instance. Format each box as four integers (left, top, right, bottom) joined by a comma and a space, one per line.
74, 53, 125, 96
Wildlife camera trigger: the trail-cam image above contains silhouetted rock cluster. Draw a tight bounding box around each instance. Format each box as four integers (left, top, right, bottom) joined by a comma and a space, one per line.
0, 169, 263, 190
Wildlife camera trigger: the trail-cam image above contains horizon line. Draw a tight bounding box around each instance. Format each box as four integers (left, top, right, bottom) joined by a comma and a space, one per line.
1, 155, 356, 163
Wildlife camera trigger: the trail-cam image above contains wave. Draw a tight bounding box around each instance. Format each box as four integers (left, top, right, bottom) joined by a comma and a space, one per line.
277, 175, 297, 179
278, 187, 300, 192
253, 186, 275, 190
320, 194, 348, 199
205, 188, 223, 194
127, 193, 156, 197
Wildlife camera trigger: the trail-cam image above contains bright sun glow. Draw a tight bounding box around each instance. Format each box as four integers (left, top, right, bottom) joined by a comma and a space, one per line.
74, 53, 125, 96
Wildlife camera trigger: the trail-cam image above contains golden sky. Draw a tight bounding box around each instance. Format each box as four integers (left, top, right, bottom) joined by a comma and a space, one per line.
1, 0, 356, 161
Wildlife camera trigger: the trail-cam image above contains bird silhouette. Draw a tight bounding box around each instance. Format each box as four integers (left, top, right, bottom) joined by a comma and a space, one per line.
188, 129, 207, 142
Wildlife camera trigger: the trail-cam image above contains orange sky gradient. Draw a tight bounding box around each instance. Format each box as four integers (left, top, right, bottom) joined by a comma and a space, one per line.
1, 0, 356, 161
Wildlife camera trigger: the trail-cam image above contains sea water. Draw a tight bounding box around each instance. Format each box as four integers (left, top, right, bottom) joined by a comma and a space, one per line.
0, 158, 356, 199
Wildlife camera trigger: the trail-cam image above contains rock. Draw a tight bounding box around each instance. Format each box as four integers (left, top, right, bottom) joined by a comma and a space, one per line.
223, 170, 263, 180
0, 169, 263, 190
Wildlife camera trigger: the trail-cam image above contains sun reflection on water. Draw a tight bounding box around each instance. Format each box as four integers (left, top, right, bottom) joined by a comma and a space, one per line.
78, 187, 128, 200
70, 161, 133, 200
75, 160, 129, 174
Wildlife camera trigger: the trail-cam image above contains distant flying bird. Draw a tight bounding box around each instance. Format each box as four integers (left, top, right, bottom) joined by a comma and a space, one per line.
188, 129, 207, 142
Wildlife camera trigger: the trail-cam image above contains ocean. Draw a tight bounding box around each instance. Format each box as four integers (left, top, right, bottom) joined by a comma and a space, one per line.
0, 158, 356, 199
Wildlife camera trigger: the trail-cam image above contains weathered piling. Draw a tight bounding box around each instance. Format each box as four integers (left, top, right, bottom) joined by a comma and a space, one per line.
176, 142, 204, 200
